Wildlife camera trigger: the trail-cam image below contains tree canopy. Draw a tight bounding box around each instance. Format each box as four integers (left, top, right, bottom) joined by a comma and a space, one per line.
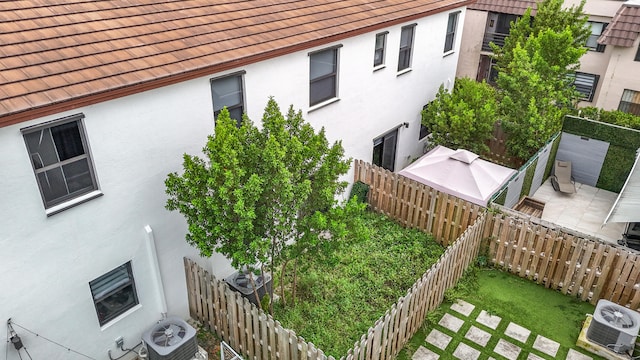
165, 98, 365, 308
421, 78, 497, 154
493, 0, 589, 159
424, 0, 589, 163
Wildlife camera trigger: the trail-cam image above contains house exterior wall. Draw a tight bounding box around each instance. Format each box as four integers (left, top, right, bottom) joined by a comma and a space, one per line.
456, 10, 488, 79
570, 0, 623, 108
456, 0, 637, 111
577, 47, 614, 107
596, 37, 640, 111
0, 8, 465, 360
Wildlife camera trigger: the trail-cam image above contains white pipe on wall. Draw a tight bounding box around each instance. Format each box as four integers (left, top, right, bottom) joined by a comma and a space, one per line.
144, 225, 168, 318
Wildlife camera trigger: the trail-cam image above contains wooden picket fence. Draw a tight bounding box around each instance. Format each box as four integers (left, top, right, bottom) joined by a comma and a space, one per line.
484, 208, 640, 308
343, 212, 486, 360
184, 161, 640, 360
184, 212, 486, 360
353, 160, 483, 246
184, 258, 334, 360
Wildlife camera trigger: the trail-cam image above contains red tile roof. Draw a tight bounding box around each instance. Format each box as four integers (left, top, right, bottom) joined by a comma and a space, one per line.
0, 0, 472, 127
598, 2, 640, 47
468, 0, 538, 16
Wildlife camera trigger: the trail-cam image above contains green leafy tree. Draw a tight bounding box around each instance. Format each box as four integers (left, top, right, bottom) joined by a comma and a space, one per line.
165, 98, 364, 312
421, 78, 498, 154
492, 0, 589, 74
492, 0, 589, 160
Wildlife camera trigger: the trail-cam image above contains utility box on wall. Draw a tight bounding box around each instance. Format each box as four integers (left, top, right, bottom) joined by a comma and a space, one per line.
224, 271, 272, 306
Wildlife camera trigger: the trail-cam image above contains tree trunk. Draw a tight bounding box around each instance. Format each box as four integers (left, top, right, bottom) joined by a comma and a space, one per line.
280, 259, 289, 306
248, 272, 263, 311
292, 258, 298, 305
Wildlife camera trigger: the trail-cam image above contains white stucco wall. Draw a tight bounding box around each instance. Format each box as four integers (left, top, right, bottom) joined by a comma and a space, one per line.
596, 38, 640, 111
456, 10, 488, 80
0, 7, 464, 360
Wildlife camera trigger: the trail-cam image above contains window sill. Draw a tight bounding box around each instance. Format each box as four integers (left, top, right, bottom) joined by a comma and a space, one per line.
46, 190, 104, 217
443, 50, 455, 58
308, 98, 340, 113
373, 65, 386, 72
396, 68, 412, 77
99, 304, 142, 331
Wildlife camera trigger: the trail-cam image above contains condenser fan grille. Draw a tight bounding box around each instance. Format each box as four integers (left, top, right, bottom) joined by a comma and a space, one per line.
599, 305, 636, 329
142, 316, 198, 360
151, 323, 187, 347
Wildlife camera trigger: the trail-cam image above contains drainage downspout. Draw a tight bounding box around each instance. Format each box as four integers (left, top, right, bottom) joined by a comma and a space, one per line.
145, 225, 168, 319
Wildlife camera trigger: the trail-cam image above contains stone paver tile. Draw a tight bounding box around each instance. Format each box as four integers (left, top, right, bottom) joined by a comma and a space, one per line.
453, 342, 481, 360
439, 313, 465, 333
412, 346, 439, 360
426, 329, 452, 350
566, 349, 593, 360
465, 325, 491, 347
505, 322, 531, 343
476, 310, 502, 330
451, 299, 475, 317
527, 354, 544, 360
533, 335, 560, 357
494, 339, 521, 360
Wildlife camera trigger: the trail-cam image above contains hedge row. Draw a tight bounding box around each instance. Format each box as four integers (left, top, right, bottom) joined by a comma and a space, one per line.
563, 115, 640, 193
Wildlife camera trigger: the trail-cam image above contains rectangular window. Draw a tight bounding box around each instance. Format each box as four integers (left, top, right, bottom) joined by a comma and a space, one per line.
619, 89, 640, 116
572, 72, 600, 102
211, 73, 245, 127
22, 114, 98, 209
398, 25, 415, 71
310, 47, 339, 106
374, 32, 387, 67
586, 22, 607, 52
635, 44, 640, 62
444, 12, 460, 53
90, 262, 139, 326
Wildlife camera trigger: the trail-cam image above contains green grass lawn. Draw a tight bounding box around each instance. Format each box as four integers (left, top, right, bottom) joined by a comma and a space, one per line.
272, 211, 445, 358
399, 268, 605, 360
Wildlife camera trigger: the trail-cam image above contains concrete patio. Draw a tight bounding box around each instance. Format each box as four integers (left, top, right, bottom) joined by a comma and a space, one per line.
530, 179, 625, 244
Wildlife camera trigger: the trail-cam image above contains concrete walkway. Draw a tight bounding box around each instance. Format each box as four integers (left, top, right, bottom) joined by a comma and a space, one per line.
412, 300, 599, 360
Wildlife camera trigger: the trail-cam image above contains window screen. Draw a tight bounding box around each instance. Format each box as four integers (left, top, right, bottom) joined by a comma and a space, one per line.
90, 262, 139, 326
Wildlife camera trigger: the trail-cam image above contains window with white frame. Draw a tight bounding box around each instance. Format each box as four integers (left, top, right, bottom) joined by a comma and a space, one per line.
90, 262, 139, 326
309, 47, 339, 106
211, 72, 245, 126
444, 12, 460, 53
398, 25, 415, 71
572, 72, 599, 102
586, 21, 607, 52
22, 114, 98, 209
374, 32, 387, 67
619, 89, 640, 116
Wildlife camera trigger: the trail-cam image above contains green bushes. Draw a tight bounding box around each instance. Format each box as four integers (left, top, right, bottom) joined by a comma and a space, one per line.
576, 107, 640, 130
520, 158, 538, 198
349, 181, 370, 204
273, 211, 444, 357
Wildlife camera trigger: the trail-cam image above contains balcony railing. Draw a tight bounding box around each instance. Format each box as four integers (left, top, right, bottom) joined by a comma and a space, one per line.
482, 32, 508, 52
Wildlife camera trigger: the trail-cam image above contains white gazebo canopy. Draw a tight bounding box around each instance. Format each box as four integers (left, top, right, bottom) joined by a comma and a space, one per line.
398, 145, 516, 206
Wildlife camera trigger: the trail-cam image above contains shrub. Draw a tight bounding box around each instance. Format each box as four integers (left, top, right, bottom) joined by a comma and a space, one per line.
349, 181, 370, 204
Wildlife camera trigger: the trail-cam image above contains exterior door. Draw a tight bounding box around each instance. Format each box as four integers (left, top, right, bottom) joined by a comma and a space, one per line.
373, 129, 398, 171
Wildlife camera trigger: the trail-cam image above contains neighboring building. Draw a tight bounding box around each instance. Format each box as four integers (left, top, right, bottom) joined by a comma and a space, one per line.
456, 0, 640, 114
0, 1, 470, 359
